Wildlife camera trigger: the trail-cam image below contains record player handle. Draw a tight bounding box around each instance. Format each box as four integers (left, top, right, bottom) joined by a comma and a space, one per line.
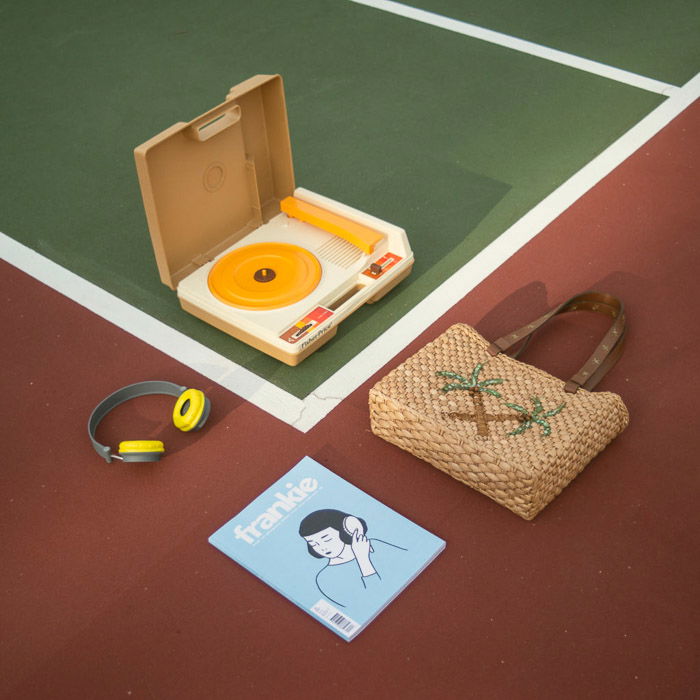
280, 196, 383, 255
188, 104, 242, 142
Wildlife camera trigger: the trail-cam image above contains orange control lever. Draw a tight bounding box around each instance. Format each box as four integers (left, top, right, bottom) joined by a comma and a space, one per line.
280, 196, 383, 254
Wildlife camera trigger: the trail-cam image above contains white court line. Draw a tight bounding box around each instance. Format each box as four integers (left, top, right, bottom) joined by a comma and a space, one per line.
0, 235, 306, 426
349, 0, 678, 96
2, 77, 698, 432
301, 72, 700, 430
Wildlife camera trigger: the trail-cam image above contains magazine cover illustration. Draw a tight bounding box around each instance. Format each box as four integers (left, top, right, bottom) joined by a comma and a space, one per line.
209, 456, 445, 640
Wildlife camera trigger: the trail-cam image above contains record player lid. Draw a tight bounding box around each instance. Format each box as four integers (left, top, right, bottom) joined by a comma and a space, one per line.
134, 74, 295, 289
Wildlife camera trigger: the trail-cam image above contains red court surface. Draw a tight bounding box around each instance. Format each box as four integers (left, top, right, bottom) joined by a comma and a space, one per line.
2, 100, 699, 698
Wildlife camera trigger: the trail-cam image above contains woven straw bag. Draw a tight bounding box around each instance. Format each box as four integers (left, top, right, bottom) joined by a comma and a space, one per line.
369, 292, 629, 520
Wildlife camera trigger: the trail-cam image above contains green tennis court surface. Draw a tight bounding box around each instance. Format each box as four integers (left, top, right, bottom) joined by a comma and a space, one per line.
411, 0, 700, 84
1, 0, 696, 398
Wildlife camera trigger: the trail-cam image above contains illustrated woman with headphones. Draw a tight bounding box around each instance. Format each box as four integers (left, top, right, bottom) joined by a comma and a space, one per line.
299, 508, 407, 609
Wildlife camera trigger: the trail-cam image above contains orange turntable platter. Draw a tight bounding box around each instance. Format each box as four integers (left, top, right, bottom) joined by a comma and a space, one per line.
208, 243, 322, 310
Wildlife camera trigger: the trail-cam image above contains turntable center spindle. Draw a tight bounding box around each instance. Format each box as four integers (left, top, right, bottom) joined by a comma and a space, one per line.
254, 268, 276, 283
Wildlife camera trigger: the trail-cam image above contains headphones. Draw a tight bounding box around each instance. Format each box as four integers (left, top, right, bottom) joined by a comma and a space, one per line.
88, 381, 211, 463
343, 515, 366, 537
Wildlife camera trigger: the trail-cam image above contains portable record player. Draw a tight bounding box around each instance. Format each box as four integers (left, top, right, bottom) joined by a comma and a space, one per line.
134, 74, 413, 365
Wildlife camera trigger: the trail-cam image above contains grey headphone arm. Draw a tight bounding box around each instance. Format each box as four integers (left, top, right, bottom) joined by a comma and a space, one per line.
88, 381, 187, 463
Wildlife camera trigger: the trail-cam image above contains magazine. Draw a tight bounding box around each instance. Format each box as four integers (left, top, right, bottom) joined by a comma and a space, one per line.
209, 456, 445, 641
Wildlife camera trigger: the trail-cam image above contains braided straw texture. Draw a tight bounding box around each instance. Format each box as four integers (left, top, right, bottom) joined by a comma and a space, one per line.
369, 324, 629, 520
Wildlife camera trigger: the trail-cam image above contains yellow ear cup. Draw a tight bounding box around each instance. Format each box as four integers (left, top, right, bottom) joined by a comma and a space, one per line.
173, 388, 207, 432
118, 440, 165, 462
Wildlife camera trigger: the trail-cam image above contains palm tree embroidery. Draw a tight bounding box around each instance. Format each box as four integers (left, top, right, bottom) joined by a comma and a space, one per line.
504, 397, 566, 436
437, 365, 516, 437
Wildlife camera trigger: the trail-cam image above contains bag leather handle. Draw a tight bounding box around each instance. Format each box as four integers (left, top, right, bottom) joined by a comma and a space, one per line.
487, 291, 626, 393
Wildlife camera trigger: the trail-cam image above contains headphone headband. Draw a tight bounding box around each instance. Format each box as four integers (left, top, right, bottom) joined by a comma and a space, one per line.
88, 381, 189, 463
